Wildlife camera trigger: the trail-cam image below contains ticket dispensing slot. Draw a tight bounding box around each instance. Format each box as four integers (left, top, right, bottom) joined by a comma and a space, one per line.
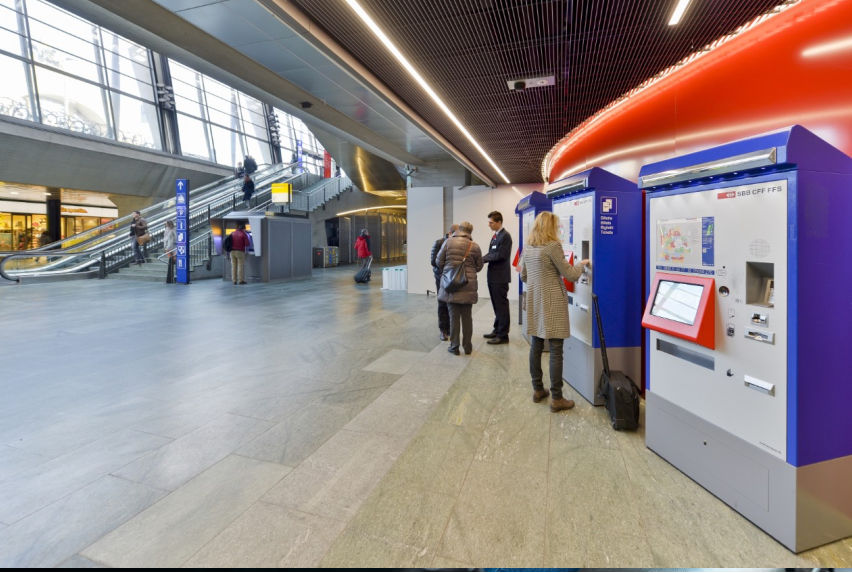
744, 374, 775, 396
579, 240, 590, 284
744, 327, 775, 345
746, 262, 774, 307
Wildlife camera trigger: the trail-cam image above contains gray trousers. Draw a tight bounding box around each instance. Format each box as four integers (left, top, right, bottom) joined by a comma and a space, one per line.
448, 302, 473, 353
530, 336, 564, 399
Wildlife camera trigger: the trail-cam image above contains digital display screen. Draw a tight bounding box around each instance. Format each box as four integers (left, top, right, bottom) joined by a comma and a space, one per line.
650, 280, 705, 326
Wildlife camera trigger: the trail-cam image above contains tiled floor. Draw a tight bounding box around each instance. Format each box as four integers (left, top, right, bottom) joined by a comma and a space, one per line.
0, 267, 849, 568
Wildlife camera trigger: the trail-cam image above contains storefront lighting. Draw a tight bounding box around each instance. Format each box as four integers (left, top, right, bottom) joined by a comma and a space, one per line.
345, 0, 511, 184
336, 205, 406, 217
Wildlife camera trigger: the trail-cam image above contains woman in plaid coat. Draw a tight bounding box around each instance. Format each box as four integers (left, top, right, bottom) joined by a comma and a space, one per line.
521, 211, 589, 412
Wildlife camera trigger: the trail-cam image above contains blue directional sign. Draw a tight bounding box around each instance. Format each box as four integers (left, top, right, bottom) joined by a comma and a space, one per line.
175, 179, 190, 284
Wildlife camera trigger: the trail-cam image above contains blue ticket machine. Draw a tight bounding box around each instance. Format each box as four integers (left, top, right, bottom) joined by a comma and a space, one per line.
515, 191, 551, 344
546, 167, 642, 405
639, 125, 852, 552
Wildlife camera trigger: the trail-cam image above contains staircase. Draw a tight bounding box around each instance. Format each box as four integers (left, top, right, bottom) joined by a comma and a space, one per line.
111, 257, 171, 282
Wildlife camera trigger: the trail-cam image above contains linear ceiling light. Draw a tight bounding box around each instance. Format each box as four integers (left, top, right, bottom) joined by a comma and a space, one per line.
344, 0, 511, 184
668, 0, 692, 26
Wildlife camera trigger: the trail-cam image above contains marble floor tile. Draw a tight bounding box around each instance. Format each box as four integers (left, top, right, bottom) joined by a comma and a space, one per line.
379, 421, 480, 498
0, 475, 166, 568
112, 413, 273, 491
0, 445, 48, 482
235, 386, 387, 466
474, 390, 551, 472
0, 429, 171, 524
435, 460, 548, 567
261, 428, 401, 520
56, 554, 105, 569
363, 349, 429, 375
184, 502, 345, 568
80, 455, 290, 569
321, 483, 455, 569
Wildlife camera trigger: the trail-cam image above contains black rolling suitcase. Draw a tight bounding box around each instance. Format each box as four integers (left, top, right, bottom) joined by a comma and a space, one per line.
593, 294, 640, 431
354, 256, 373, 283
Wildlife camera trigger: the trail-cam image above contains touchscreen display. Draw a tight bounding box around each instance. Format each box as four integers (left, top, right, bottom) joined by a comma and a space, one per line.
650, 280, 705, 325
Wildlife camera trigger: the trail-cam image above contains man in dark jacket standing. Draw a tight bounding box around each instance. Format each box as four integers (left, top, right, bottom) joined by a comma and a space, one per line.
431, 223, 458, 341
482, 210, 512, 344
242, 175, 255, 209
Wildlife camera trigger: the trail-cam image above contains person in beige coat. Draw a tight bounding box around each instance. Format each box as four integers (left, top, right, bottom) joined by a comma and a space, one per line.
437, 221, 484, 355
521, 211, 590, 412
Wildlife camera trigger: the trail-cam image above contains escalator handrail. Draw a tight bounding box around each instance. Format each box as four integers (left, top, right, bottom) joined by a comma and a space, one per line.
0, 164, 299, 282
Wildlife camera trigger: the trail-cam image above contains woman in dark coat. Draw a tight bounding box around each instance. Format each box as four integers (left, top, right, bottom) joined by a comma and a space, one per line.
521, 211, 589, 412
436, 221, 484, 355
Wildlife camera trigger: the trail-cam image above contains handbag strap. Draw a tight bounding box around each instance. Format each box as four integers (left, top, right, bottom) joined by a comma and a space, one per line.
460, 239, 473, 261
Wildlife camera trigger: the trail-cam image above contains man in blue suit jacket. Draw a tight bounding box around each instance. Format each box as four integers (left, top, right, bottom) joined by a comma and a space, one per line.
482, 211, 512, 344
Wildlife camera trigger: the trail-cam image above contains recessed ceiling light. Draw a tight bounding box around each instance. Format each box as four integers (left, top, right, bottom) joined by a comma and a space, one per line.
668, 0, 691, 26
10, 191, 19, 195
345, 0, 511, 184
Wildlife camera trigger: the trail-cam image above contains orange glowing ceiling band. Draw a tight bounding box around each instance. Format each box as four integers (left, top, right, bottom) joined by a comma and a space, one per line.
543, 0, 852, 184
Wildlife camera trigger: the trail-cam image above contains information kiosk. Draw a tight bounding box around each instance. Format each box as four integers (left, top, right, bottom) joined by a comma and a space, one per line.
546, 168, 642, 405
515, 191, 551, 343
640, 125, 852, 552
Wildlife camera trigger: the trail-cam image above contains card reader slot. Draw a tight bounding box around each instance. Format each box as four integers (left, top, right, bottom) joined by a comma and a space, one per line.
656, 339, 715, 370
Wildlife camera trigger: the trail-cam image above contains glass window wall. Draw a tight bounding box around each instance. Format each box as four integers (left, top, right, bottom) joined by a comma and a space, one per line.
0, 0, 161, 150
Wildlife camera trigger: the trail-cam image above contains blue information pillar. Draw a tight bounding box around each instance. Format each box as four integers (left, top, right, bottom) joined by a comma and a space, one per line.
175, 179, 190, 284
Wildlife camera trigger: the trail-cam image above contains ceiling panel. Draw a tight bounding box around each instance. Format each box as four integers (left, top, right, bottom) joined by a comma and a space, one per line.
289, 0, 791, 183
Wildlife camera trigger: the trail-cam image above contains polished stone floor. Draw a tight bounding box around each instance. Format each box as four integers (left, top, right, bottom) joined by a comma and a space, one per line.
0, 267, 849, 568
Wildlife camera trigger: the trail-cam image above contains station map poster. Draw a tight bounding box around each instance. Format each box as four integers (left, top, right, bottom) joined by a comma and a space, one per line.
656, 216, 715, 274
175, 179, 190, 284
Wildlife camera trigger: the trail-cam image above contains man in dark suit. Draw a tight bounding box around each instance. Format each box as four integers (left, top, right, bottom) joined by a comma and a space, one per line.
482, 211, 512, 344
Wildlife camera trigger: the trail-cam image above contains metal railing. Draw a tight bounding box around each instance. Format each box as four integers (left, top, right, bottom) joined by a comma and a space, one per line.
0, 163, 300, 282
158, 230, 213, 271
259, 175, 352, 213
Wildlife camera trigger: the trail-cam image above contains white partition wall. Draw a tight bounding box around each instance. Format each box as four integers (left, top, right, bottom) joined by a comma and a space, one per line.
452, 184, 536, 301
406, 186, 445, 295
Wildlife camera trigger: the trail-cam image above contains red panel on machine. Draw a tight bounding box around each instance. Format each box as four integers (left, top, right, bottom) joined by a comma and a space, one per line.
642, 272, 715, 349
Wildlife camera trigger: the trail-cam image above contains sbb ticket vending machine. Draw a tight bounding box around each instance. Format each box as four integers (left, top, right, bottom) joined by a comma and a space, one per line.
640, 126, 852, 552
546, 168, 642, 405
515, 191, 551, 344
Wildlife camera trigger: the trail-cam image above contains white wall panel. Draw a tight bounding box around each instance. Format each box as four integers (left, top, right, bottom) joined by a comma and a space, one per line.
452, 184, 537, 302
406, 186, 444, 295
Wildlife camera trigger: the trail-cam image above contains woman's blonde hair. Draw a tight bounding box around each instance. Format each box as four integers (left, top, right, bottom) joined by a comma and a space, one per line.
527, 211, 560, 246
458, 221, 473, 233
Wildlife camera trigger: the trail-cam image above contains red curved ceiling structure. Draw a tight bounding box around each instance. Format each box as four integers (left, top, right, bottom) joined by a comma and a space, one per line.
544, 0, 852, 184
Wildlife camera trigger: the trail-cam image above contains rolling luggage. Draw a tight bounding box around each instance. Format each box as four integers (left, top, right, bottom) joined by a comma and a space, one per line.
354, 256, 373, 283
593, 294, 640, 431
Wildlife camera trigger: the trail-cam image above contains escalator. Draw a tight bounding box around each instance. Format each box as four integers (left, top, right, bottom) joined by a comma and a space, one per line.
0, 163, 306, 283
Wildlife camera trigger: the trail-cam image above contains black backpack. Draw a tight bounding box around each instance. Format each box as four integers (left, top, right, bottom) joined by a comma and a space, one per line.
244, 156, 257, 174
223, 233, 233, 253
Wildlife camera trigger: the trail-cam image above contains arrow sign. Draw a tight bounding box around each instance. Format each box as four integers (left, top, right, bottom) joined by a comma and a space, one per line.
175, 179, 190, 284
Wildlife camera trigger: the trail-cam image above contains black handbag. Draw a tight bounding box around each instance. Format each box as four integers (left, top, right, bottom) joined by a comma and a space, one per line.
440, 240, 473, 293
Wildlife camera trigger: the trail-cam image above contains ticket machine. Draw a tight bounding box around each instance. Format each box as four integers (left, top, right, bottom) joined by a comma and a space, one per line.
546, 168, 642, 405
515, 191, 551, 343
640, 125, 852, 552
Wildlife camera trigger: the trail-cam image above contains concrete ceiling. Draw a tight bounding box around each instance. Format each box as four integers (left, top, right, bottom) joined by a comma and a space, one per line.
52, 0, 484, 192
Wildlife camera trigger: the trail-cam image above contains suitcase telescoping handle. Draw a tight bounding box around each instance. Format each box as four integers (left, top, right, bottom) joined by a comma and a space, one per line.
592, 294, 611, 378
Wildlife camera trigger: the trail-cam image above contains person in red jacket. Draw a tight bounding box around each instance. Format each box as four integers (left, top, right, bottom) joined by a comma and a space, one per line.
354, 228, 371, 269
227, 223, 251, 285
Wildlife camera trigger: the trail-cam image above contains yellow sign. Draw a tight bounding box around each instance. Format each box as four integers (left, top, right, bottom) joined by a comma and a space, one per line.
271, 183, 291, 204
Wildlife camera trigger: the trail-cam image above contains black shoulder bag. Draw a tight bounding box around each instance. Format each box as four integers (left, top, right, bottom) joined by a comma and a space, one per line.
440, 240, 473, 293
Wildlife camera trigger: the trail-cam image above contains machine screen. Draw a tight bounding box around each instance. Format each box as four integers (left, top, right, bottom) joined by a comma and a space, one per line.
650, 280, 705, 325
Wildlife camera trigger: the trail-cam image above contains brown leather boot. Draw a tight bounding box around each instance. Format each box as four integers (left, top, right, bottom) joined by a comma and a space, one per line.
550, 397, 575, 412
532, 389, 550, 403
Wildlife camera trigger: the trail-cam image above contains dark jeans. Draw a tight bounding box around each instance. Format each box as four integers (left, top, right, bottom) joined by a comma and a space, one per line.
488, 281, 510, 337
132, 237, 145, 263
530, 336, 564, 399
436, 276, 449, 334
166, 256, 175, 283
448, 302, 473, 353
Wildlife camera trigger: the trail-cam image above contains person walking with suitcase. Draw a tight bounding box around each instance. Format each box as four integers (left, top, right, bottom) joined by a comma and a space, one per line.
520, 211, 589, 412
355, 229, 371, 269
